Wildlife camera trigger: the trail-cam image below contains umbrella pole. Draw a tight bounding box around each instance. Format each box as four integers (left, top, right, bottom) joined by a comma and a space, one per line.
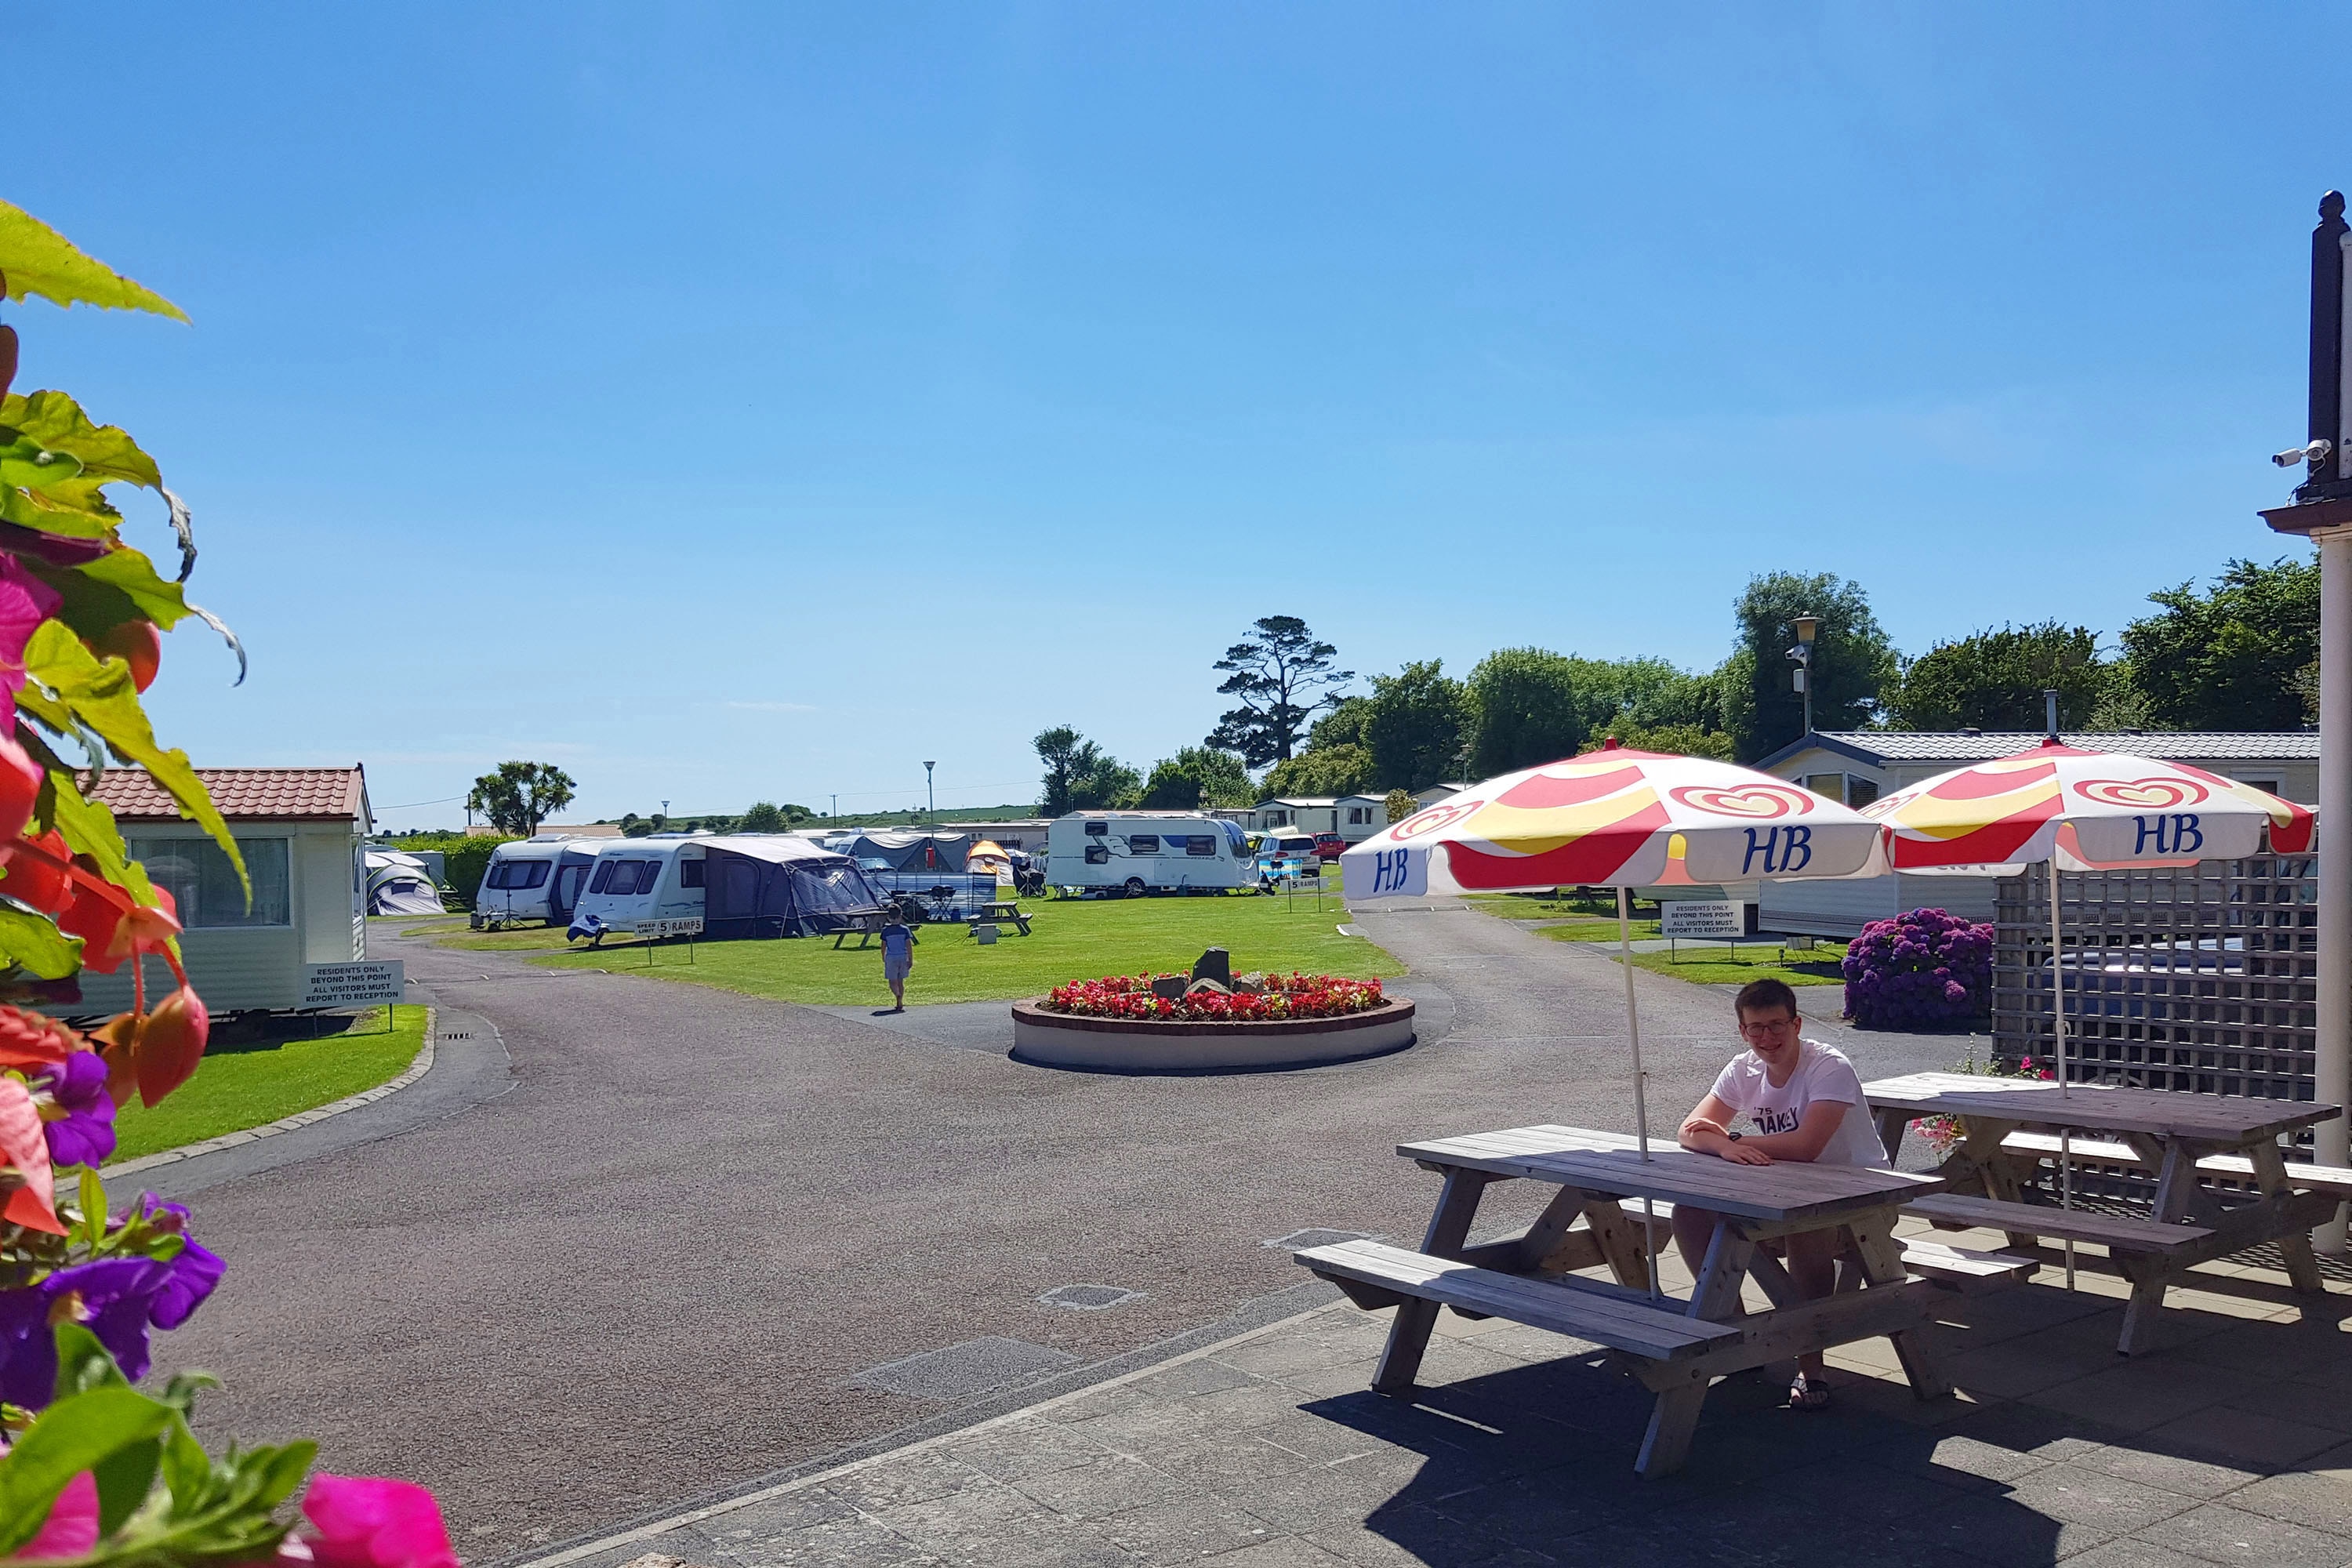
1618, 885, 1662, 1300
2049, 858, 2076, 1290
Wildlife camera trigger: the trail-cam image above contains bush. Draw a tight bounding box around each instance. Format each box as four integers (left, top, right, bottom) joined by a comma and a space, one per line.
1842, 907, 1993, 1029
394, 833, 513, 907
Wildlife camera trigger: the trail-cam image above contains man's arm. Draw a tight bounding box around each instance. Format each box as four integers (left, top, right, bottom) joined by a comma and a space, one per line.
1680, 1094, 1770, 1165
1733, 1099, 1849, 1163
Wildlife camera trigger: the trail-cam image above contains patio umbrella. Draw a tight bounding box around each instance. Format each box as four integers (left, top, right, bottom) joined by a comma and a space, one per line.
1339, 742, 1887, 1294
1861, 737, 2315, 1283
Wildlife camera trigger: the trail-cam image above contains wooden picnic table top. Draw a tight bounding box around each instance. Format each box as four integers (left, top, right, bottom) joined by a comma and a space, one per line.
1861, 1072, 2339, 1145
1399, 1123, 1943, 1225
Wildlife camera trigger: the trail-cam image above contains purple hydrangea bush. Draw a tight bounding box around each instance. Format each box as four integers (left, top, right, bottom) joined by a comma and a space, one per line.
1842, 907, 1994, 1029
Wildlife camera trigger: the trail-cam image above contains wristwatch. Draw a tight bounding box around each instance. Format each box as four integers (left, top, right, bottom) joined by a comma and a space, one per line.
1726, 1131, 1742, 1142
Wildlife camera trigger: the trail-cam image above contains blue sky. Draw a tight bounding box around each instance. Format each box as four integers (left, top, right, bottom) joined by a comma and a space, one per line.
5, 4, 2337, 827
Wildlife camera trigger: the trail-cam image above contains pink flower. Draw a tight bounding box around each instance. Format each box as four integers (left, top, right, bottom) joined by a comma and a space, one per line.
0, 560, 59, 736
13, 1472, 96, 1561
300, 1475, 458, 1568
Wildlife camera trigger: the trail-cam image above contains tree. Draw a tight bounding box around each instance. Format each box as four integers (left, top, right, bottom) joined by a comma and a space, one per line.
739, 801, 786, 832
1206, 616, 1354, 765
1383, 787, 1418, 825
2116, 554, 2318, 730
1365, 660, 1468, 791
1139, 746, 1256, 809
1263, 745, 1378, 797
466, 761, 577, 837
1727, 573, 1899, 759
1584, 723, 1736, 760
1068, 757, 1140, 810
1464, 648, 1589, 777
1885, 622, 2106, 732
1305, 695, 1371, 753
1035, 726, 1102, 815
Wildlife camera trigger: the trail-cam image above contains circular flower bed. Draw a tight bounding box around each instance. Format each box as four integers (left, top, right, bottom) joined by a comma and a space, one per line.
1015, 971, 1414, 1072
1040, 971, 1385, 1022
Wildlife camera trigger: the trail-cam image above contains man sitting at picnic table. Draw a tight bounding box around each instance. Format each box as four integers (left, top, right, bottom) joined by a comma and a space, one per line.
1674, 977, 1888, 1412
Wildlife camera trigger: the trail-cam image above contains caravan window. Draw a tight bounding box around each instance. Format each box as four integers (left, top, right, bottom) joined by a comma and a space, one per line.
488, 860, 551, 891
1083, 821, 1107, 836
1187, 836, 1215, 857
129, 837, 292, 928
681, 858, 705, 889
1084, 845, 1109, 865
598, 861, 656, 896
1130, 835, 1160, 855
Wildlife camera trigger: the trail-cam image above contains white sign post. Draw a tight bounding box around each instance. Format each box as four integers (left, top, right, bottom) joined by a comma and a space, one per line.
300, 961, 404, 1032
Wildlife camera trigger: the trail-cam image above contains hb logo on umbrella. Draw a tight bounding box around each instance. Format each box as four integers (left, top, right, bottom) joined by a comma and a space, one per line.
1740, 825, 1813, 875
2133, 815, 2203, 855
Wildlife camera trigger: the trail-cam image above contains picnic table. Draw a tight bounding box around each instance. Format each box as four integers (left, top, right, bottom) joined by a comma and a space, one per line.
964, 901, 1031, 937
1296, 1125, 2030, 1478
1864, 1073, 2348, 1354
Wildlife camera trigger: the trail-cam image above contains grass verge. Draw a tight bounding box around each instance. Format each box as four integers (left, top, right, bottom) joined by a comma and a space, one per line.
405, 893, 1400, 1007
105, 1004, 429, 1166
1613, 942, 1849, 989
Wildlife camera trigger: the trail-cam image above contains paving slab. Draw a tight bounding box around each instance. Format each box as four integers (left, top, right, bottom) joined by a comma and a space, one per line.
510, 1249, 2352, 1568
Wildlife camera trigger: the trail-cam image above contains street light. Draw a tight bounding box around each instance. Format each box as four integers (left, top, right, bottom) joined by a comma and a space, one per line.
1787, 615, 1821, 739
924, 761, 937, 827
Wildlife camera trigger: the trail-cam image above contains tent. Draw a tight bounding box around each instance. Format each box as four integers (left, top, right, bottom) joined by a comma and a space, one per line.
842, 830, 975, 873
702, 838, 887, 938
365, 850, 446, 916
965, 839, 1013, 884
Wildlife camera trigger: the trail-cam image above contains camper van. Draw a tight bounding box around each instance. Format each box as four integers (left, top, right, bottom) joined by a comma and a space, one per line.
565, 836, 711, 938
1044, 813, 1256, 896
474, 836, 589, 927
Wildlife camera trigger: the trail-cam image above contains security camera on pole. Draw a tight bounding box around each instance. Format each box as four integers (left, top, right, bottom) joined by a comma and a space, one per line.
1786, 614, 1820, 740
2259, 191, 2352, 1251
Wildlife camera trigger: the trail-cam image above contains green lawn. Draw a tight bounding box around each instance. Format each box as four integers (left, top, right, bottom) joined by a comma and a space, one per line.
104, 1004, 430, 1165
406, 892, 1400, 1007
1613, 942, 1850, 990
1535, 916, 1666, 943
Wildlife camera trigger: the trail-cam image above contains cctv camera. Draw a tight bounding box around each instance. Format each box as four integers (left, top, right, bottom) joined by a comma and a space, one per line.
2274, 439, 2334, 468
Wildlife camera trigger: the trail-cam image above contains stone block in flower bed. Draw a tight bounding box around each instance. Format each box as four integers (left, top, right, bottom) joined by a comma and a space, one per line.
1011, 971, 1415, 1072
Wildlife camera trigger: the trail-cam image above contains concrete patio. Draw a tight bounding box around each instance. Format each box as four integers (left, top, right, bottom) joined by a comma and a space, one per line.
520, 1220, 2352, 1568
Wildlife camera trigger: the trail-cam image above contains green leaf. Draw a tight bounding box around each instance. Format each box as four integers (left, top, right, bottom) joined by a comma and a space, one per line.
91, 1436, 160, 1537
22, 622, 244, 897
223, 1440, 314, 1512
50, 1324, 128, 1399
0, 393, 162, 492
34, 546, 192, 637
76, 1167, 104, 1250
0, 1385, 174, 1553
0, 437, 83, 491
0, 481, 118, 541
0, 204, 188, 321
156, 1420, 207, 1511
0, 906, 82, 981
24, 735, 159, 916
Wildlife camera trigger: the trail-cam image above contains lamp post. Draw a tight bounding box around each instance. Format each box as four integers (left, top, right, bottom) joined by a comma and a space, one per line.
924, 761, 937, 827
2259, 191, 2352, 1251
1788, 615, 1821, 740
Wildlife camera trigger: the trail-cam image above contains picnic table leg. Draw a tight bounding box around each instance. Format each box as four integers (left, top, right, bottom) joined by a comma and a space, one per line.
2249, 1141, 2327, 1295
1373, 1169, 1491, 1396
1958, 1117, 2041, 1254
1633, 1220, 1754, 1479
2115, 1140, 2200, 1356
1875, 1107, 1910, 1163
1577, 1195, 1653, 1291
1848, 1211, 1954, 1399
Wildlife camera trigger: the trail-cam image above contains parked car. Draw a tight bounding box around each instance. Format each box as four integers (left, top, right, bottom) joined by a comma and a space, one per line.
1312, 832, 1346, 863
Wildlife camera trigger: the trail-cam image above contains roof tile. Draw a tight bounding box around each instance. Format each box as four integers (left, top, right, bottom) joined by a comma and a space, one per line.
84, 767, 366, 822
1813, 731, 2320, 762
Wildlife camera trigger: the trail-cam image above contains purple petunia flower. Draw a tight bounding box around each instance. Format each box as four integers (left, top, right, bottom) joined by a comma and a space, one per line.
0, 1256, 176, 1406
36, 1051, 115, 1169
133, 1199, 223, 1330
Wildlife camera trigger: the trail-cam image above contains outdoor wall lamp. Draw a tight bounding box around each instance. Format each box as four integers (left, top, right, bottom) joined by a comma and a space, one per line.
1788, 615, 1820, 738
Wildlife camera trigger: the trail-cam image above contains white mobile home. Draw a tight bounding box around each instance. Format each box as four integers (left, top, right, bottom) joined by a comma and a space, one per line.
1046, 813, 1256, 895
566, 837, 711, 935
1250, 796, 1390, 843
77, 767, 372, 1014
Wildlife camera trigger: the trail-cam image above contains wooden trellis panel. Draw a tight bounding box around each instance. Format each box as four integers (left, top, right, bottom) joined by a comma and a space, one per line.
1991, 850, 2321, 1104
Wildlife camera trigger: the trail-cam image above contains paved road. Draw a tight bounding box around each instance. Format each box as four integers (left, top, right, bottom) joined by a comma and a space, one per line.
148, 904, 1968, 1555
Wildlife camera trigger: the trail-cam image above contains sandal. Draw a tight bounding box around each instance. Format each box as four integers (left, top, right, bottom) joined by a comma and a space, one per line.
1788, 1373, 1833, 1411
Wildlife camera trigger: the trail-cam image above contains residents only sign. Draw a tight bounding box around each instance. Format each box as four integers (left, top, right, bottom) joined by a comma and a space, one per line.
1660, 901, 1743, 939
301, 961, 404, 1007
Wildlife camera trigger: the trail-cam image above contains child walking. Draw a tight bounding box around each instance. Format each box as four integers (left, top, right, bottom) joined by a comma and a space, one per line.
879, 916, 918, 1013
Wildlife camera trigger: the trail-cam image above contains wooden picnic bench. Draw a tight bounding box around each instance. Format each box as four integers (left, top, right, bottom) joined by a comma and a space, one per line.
1296, 1125, 2031, 1479
964, 901, 1031, 937
1864, 1072, 2344, 1354
829, 910, 891, 949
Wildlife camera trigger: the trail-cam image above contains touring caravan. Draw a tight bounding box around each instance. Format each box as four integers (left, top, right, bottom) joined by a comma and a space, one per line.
566, 837, 711, 938
474, 836, 584, 927
1044, 813, 1257, 896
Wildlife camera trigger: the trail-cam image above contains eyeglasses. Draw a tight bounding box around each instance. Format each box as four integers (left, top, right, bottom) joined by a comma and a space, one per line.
1738, 1016, 1799, 1040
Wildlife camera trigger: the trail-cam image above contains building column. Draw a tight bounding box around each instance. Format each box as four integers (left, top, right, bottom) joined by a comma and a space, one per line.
2321, 524, 2352, 1251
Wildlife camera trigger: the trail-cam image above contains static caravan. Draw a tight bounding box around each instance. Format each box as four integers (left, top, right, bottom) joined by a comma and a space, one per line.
1044, 812, 1255, 895
565, 836, 711, 937
77, 766, 372, 1014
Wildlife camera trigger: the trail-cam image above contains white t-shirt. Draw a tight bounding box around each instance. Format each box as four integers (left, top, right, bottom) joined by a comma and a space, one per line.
1708, 1039, 1887, 1167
